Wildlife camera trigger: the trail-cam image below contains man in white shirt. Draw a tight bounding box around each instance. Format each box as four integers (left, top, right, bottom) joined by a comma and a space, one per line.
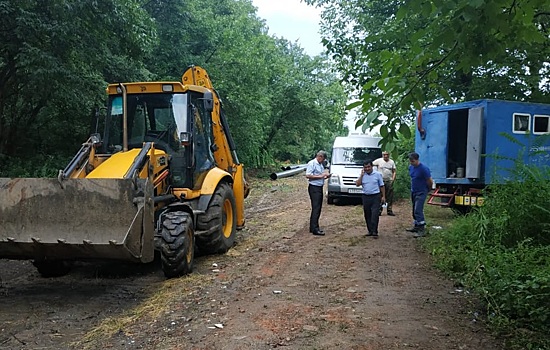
373, 151, 396, 216
305, 150, 330, 236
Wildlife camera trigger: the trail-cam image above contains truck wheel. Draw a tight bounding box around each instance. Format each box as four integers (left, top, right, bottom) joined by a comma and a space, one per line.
196, 183, 236, 255
33, 260, 72, 277
452, 205, 472, 215
327, 195, 334, 204
159, 211, 194, 278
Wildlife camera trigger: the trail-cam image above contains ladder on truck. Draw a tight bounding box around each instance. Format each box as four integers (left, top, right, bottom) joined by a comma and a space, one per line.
427, 187, 458, 207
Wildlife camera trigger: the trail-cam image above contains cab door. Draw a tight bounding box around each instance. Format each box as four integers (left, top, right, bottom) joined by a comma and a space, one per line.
416, 111, 448, 181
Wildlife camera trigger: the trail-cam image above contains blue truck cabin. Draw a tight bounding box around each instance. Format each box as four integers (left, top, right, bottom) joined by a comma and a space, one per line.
415, 99, 550, 209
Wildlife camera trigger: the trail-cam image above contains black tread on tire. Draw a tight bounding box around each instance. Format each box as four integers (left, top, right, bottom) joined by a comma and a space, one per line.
159, 211, 194, 278
196, 183, 237, 255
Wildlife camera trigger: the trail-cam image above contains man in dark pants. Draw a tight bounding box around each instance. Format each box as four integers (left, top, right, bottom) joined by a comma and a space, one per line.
306, 150, 330, 236
355, 160, 385, 238
406, 152, 433, 237
373, 151, 396, 215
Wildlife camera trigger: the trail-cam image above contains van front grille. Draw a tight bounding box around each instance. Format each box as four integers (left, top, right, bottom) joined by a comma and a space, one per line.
342, 176, 358, 186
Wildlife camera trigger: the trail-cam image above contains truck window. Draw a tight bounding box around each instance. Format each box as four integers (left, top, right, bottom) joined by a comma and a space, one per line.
533, 114, 550, 134
513, 113, 530, 133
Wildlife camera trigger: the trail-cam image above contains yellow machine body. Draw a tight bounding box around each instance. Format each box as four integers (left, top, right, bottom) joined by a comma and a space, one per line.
0, 66, 248, 277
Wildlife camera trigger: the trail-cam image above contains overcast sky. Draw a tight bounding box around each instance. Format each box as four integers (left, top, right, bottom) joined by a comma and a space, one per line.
252, 0, 324, 56
252, 0, 363, 133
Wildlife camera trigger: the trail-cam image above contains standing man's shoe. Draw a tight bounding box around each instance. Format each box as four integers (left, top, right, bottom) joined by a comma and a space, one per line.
312, 229, 325, 236
405, 226, 420, 232
387, 212, 395, 216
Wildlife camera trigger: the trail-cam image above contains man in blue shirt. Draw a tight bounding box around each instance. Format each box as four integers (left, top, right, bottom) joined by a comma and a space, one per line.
406, 152, 433, 237
355, 160, 385, 238
306, 150, 330, 236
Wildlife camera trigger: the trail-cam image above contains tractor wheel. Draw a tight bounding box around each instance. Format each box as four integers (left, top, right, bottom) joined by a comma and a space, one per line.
158, 211, 195, 278
196, 183, 237, 255
33, 260, 72, 277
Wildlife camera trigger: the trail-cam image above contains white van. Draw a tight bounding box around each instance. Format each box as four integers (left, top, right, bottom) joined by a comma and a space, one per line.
327, 135, 382, 204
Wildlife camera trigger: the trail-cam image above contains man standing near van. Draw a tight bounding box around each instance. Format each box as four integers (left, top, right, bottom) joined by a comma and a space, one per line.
373, 151, 396, 215
406, 152, 433, 237
306, 151, 330, 236
356, 160, 385, 238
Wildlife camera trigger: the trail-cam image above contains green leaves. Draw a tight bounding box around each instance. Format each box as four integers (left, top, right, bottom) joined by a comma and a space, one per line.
306, 0, 550, 146
0, 0, 349, 170
398, 123, 411, 139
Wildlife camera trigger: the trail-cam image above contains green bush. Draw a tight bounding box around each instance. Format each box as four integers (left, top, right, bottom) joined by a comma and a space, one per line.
0, 154, 70, 178
425, 164, 550, 349
393, 152, 412, 200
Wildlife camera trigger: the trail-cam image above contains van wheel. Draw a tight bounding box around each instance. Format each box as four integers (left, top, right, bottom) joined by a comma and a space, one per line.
159, 211, 195, 278
327, 195, 334, 204
196, 183, 237, 255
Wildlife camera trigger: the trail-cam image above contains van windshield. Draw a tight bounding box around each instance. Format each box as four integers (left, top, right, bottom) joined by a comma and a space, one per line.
332, 147, 382, 165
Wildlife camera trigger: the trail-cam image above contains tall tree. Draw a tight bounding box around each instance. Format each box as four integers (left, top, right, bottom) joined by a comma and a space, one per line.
143, 0, 348, 166
1, 0, 349, 173
305, 0, 550, 146
0, 0, 155, 159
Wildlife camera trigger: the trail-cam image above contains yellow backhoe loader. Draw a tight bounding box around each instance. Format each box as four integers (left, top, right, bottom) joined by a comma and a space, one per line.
0, 66, 249, 278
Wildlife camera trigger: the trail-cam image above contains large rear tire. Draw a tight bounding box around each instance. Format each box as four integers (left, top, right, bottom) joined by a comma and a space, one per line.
33, 260, 72, 277
158, 211, 195, 278
196, 183, 237, 255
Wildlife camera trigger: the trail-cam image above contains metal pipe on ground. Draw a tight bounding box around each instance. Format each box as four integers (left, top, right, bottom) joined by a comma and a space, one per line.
270, 164, 307, 180
280, 164, 306, 171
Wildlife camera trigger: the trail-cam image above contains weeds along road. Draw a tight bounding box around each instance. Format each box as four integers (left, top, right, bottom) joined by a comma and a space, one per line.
0, 176, 503, 350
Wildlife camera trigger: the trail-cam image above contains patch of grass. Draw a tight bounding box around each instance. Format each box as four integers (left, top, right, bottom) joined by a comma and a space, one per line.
75, 274, 214, 349
424, 164, 550, 349
425, 205, 455, 227
347, 236, 367, 247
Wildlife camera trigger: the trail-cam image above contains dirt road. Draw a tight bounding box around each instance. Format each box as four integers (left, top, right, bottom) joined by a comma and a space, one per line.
0, 176, 503, 349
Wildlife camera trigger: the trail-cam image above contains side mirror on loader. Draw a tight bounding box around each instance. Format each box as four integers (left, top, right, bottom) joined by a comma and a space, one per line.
203, 91, 214, 112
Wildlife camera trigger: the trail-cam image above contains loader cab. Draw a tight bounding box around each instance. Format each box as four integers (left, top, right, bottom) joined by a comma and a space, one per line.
103, 87, 215, 189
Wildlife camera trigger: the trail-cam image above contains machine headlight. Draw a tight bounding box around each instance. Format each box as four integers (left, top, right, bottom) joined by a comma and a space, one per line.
329, 174, 340, 185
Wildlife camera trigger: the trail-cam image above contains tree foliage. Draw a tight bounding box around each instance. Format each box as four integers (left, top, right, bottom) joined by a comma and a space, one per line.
0, 0, 154, 161
304, 0, 550, 148
0, 0, 349, 174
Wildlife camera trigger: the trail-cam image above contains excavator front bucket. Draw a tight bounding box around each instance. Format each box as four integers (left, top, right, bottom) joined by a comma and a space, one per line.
0, 178, 155, 263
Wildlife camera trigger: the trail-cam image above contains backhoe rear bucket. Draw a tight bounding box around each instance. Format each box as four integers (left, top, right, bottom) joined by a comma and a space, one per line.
0, 178, 155, 263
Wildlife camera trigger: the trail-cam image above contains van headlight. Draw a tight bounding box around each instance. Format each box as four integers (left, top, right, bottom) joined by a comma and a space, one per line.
329, 174, 340, 185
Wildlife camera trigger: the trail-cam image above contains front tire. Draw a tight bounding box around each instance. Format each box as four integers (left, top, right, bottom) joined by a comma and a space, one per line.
158, 211, 195, 278
196, 183, 237, 255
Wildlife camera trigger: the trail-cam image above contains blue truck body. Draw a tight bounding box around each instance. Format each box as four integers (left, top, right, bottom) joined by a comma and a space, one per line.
415, 99, 550, 208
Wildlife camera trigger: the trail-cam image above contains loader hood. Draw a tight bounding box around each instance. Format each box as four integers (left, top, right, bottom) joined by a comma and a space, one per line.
87, 149, 143, 178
